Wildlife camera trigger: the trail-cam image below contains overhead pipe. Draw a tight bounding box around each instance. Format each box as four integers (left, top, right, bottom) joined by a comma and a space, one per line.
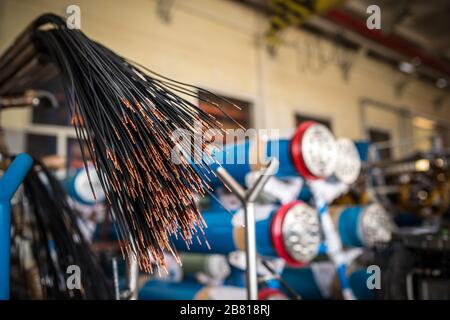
324, 9, 450, 77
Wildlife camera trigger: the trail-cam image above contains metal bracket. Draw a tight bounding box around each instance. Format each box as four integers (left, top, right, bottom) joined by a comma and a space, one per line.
216, 158, 279, 300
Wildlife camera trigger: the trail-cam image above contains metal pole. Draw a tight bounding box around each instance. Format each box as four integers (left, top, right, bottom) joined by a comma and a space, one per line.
215, 159, 278, 300
244, 201, 258, 300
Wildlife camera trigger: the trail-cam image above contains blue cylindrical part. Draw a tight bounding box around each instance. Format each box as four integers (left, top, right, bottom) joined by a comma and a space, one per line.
139, 281, 202, 300
199, 138, 298, 189
349, 269, 375, 300
255, 216, 277, 257
354, 141, 369, 163
211, 140, 252, 186
337, 207, 364, 247
172, 209, 277, 257
172, 210, 237, 254
281, 267, 325, 300
297, 185, 313, 203
224, 265, 246, 287
266, 139, 297, 177
282, 266, 375, 300
0, 153, 33, 300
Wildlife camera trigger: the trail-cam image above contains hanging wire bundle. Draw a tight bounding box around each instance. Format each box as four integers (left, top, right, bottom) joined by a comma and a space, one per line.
0, 14, 240, 272
12, 158, 114, 299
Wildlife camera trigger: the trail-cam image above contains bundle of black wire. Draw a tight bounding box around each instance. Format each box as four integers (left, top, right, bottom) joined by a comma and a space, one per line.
0, 13, 241, 271
15, 159, 114, 299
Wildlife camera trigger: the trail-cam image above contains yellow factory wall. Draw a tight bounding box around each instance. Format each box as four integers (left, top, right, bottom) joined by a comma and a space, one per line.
1, 0, 450, 146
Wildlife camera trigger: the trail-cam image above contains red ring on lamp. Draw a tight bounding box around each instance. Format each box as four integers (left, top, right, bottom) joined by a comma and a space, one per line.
270, 201, 306, 268
289, 121, 320, 180
258, 288, 287, 300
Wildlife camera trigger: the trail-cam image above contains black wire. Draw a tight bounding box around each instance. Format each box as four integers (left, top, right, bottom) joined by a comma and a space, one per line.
19, 158, 115, 299
0, 13, 240, 271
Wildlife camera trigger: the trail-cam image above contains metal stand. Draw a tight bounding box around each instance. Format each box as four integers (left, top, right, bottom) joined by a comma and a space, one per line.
112, 255, 139, 300
216, 159, 279, 300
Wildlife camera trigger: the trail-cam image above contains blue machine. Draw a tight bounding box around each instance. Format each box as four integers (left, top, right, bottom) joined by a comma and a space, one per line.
201, 122, 338, 188
354, 141, 370, 163
0, 153, 33, 300
172, 201, 321, 267
281, 265, 375, 300
140, 281, 205, 300
330, 204, 393, 248
224, 262, 285, 297
139, 280, 286, 300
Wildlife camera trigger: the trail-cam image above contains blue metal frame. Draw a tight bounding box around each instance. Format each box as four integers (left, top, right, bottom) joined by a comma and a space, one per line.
0, 153, 33, 300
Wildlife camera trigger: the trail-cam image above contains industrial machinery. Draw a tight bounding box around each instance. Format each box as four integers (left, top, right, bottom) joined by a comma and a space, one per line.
172, 201, 321, 267
204, 121, 338, 188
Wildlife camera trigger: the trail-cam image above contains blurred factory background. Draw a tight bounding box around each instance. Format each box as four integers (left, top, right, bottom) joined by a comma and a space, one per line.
0, 0, 449, 301
2, 0, 450, 159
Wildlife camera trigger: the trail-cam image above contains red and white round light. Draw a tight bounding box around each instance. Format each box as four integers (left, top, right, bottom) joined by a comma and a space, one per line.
271, 201, 321, 267
290, 121, 338, 180
334, 138, 361, 185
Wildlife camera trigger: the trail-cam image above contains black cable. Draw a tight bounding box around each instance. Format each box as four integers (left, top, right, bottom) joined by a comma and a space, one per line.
15, 158, 115, 299
0, 13, 239, 271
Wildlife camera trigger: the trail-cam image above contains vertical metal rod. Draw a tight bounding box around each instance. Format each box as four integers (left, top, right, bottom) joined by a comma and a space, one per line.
112, 258, 120, 300
244, 202, 258, 300
125, 256, 139, 300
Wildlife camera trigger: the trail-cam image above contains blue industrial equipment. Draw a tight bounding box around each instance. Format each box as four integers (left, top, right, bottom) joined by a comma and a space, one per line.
203, 121, 337, 187
329, 204, 393, 248
281, 265, 375, 300
173, 201, 321, 267
0, 153, 33, 300
139, 281, 244, 300
139, 280, 287, 300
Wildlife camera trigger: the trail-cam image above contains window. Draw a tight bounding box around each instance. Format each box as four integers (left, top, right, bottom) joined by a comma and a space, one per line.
31, 76, 70, 126
198, 91, 252, 145
295, 113, 333, 131
25, 133, 57, 159
1, 75, 78, 169
369, 128, 392, 161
